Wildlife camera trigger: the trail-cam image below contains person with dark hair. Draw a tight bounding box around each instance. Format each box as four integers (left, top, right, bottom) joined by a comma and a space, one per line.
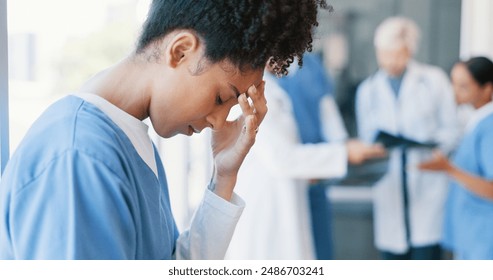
0, 0, 328, 259
419, 56, 493, 259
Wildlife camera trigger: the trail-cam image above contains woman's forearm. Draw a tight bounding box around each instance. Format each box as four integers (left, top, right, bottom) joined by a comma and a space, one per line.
448, 165, 493, 200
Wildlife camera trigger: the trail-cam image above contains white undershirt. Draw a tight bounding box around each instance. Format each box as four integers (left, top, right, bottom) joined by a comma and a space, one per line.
72, 93, 158, 177
465, 102, 493, 133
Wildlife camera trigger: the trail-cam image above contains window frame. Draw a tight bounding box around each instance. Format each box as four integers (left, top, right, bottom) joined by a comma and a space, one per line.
0, 0, 9, 176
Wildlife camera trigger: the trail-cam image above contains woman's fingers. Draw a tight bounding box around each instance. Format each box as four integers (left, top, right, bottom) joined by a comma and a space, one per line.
237, 81, 267, 134
243, 115, 257, 140
238, 92, 252, 116
247, 81, 267, 124
365, 144, 387, 158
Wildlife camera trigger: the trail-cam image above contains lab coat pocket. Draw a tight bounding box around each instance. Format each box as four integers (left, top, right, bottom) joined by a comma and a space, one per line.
405, 90, 437, 139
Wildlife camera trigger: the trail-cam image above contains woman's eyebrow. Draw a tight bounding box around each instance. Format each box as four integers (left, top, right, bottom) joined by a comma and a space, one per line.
228, 83, 241, 98
229, 81, 262, 98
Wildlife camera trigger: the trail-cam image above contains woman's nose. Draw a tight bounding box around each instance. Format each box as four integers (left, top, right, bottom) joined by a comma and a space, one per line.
206, 107, 230, 130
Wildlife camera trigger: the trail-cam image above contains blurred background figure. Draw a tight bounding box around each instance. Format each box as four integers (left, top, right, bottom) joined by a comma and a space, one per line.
278, 53, 357, 259
225, 58, 385, 260
420, 56, 493, 260
355, 17, 460, 259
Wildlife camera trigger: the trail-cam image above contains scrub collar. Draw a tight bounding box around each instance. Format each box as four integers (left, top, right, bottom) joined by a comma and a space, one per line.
465, 101, 493, 133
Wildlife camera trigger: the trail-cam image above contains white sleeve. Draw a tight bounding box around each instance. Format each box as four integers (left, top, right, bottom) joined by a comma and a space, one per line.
173, 189, 245, 260
355, 79, 376, 143
432, 70, 460, 153
252, 81, 348, 180
320, 95, 348, 142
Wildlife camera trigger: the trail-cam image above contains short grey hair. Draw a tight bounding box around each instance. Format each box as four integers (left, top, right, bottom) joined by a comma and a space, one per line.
373, 16, 420, 54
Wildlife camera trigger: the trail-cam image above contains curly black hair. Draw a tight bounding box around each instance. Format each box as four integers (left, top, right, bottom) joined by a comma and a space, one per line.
137, 0, 331, 76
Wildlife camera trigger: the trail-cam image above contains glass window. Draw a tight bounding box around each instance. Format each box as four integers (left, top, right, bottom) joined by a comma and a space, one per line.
1, 0, 9, 174
8, 0, 149, 152
6, 0, 211, 229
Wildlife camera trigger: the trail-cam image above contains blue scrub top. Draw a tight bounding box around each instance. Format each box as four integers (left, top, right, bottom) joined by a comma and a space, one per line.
0, 96, 179, 259
278, 53, 334, 144
443, 112, 493, 259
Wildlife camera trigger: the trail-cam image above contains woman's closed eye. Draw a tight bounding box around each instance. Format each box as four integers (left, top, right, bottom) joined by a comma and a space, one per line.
215, 94, 224, 105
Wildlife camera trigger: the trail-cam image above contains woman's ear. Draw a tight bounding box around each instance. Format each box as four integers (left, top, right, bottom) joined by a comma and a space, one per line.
484, 82, 493, 101
164, 31, 200, 68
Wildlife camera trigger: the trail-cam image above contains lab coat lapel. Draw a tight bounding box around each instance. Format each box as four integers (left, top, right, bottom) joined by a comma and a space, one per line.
375, 70, 400, 134
398, 61, 420, 105
398, 61, 432, 137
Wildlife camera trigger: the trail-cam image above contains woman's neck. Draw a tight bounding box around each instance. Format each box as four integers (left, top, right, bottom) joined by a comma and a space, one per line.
77, 56, 153, 120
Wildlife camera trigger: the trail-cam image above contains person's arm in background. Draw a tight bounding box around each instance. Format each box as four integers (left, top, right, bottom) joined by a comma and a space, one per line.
355, 79, 378, 144
254, 77, 384, 180
419, 146, 493, 200
320, 94, 385, 165
320, 95, 348, 142
431, 69, 460, 154
254, 84, 348, 179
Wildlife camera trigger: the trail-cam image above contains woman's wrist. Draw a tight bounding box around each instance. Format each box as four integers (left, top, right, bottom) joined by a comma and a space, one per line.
446, 163, 460, 178
212, 174, 237, 202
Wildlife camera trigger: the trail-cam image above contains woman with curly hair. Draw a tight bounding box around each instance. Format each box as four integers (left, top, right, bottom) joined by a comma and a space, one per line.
0, 0, 328, 259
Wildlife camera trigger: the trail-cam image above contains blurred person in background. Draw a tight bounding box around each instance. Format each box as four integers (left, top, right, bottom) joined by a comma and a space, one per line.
356, 17, 460, 260
226, 56, 385, 260
420, 56, 493, 260
278, 53, 353, 260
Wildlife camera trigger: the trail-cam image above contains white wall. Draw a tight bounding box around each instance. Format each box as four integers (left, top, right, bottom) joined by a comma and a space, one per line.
0, 0, 9, 175
460, 0, 493, 59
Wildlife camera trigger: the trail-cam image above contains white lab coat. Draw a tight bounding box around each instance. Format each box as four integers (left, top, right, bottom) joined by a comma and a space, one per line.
226, 73, 348, 259
356, 60, 460, 253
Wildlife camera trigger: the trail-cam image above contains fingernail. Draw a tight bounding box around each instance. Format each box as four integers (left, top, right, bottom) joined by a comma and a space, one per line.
250, 84, 257, 93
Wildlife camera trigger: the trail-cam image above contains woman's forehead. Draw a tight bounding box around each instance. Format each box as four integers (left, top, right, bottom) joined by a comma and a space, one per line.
218, 64, 263, 92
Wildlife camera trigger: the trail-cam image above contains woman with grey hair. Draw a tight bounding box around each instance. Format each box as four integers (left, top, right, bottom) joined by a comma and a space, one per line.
356, 16, 460, 259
